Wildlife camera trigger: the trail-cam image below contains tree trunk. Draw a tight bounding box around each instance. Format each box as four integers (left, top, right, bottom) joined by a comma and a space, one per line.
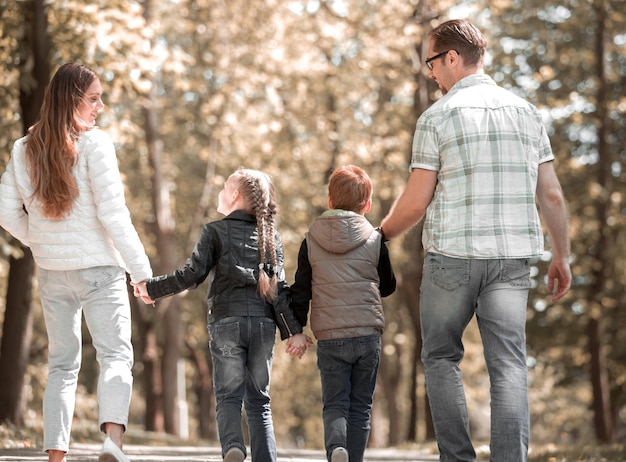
587, 1, 615, 443
161, 296, 183, 436
130, 294, 164, 432
142, 92, 184, 436
138, 0, 185, 437
377, 344, 402, 446
399, 226, 431, 441
187, 340, 217, 440
588, 317, 613, 442
403, 2, 439, 441
20, 0, 51, 119
0, 250, 34, 424
0, 0, 49, 425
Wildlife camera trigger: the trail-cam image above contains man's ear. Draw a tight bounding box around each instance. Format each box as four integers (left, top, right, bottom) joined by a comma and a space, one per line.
328, 197, 333, 209
448, 49, 461, 68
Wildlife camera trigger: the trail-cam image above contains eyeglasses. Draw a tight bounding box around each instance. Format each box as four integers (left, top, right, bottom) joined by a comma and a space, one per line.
425, 50, 451, 70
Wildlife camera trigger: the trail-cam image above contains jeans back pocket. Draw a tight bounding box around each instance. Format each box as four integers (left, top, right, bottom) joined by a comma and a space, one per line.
428, 253, 470, 291
498, 259, 531, 287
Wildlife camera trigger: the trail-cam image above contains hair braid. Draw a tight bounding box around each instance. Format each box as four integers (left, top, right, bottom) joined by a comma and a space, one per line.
236, 168, 278, 302
265, 186, 279, 284
251, 175, 268, 270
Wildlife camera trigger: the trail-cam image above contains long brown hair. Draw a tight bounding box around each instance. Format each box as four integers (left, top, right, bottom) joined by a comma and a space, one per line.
230, 168, 279, 302
26, 63, 98, 219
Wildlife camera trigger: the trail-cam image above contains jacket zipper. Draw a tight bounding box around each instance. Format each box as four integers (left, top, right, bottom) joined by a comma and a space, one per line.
279, 312, 293, 337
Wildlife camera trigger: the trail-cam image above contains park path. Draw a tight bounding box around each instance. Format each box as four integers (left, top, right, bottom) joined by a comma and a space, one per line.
0, 443, 441, 462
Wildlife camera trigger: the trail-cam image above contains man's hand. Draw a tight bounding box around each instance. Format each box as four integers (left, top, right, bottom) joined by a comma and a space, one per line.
547, 257, 571, 302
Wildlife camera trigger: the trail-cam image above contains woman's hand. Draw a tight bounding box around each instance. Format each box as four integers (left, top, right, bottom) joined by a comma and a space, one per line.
132, 281, 155, 305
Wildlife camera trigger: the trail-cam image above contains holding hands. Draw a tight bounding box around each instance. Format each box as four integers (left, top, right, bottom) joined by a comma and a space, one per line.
132, 280, 313, 361
286, 333, 313, 359
132, 281, 155, 305
131, 280, 314, 360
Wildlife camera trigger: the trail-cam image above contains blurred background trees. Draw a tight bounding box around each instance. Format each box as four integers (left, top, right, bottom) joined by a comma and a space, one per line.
0, 0, 624, 450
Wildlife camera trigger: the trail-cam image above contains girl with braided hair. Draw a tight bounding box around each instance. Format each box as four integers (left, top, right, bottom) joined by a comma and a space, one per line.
134, 168, 310, 462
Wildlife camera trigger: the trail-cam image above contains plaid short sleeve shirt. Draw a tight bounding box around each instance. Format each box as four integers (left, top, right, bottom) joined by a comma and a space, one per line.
411, 74, 554, 259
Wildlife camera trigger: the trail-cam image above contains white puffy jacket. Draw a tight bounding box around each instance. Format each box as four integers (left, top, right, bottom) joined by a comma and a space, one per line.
0, 129, 152, 283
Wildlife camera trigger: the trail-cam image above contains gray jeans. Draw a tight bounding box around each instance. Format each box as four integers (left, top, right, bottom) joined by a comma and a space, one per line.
38, 266, 133, 453
420, 253, 531, 462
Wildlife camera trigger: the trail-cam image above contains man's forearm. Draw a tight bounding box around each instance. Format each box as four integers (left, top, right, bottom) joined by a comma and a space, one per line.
380, 199, 425, 239
380, 168, 436, 239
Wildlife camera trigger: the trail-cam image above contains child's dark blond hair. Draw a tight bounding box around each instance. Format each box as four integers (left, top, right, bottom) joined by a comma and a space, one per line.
328, 165, 372, 213
229, 168, 278, 301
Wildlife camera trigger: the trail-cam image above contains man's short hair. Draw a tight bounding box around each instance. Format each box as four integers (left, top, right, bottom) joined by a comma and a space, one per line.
430, 19, 486, 67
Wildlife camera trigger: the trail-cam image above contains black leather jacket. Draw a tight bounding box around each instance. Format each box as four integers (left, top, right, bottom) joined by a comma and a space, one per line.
146, 210, 302, 339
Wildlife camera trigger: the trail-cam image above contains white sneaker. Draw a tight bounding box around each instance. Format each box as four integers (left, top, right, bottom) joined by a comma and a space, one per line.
223, 447, 245, 462
99, 436, 130, 462
331, 447, 348, 462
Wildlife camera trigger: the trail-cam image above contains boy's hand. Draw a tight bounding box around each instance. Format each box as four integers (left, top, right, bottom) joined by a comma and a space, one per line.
286, 333, 313, 359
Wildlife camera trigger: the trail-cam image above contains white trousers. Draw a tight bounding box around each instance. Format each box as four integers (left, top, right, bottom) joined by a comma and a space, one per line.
37, 266, 133, 453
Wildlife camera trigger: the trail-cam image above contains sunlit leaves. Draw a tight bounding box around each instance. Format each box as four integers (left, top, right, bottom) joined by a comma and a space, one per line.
2, 0, 625, 446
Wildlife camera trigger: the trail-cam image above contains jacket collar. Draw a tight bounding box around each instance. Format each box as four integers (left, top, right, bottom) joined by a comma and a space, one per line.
224, 209, 256, 222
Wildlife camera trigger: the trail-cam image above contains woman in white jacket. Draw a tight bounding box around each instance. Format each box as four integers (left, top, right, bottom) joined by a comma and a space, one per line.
0, 63, 152, 462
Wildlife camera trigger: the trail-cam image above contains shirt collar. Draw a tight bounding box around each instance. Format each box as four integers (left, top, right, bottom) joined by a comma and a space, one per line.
448, 73, 496, 94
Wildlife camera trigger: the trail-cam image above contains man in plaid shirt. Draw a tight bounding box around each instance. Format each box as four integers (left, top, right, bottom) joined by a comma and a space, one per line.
380, 19, 571, 462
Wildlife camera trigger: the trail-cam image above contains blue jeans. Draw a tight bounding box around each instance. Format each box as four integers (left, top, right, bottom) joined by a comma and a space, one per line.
37, 266, 133, 453
420, 253, 530, 462
208, 316, 277, 462
317, 335, 381, 462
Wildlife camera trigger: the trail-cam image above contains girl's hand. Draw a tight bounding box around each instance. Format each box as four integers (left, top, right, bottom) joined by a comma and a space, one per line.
132, 281, 155, 305
286, 333, 313, 359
